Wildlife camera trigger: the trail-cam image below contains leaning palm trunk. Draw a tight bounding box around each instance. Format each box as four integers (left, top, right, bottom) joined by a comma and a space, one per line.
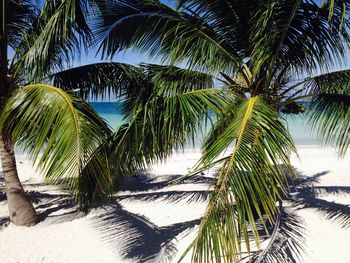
0, 135, 39, 226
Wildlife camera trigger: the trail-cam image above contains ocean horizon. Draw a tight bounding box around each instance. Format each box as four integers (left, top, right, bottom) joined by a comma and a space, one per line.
90, 101, 321, 146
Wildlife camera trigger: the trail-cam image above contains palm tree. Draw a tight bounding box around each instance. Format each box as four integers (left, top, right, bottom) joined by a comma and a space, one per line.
1, 0, 229, 228
91, 0, 350, 262
0, 0, 119, 226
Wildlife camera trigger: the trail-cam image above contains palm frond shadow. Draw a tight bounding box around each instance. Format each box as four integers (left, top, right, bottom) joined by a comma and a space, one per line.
116, 190, 212, 204
0, 178, 83, 228
25, 188, 83, 225
291, 171, 330, 189
294, 195, 350, 229
290, 170, 350, 228
0, 191, 5, 202
90, 173, 212, 262
118, 173, 215, 192
248, 170, 343, 263
0, 175, 4, 188
116, 173, 214, 204
92, 201, 200, 263
0, 216, 10, 230
250, 208, 305, 263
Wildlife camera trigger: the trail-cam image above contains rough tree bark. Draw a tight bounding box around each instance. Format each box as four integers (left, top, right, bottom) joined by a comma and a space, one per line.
0, 2, 39, 226
0, 135, 39, 226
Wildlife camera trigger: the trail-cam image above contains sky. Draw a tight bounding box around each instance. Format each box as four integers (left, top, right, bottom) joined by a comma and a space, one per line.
8, 0, 338, 96
69, 0, 325, 67
72, 1, 172, 66
8, 0, 174, 68
9, 0, 326, 68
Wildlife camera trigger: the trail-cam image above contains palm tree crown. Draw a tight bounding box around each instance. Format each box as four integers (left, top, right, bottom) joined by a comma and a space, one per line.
92, 0, 350, 262
3, 0, 350, 261
0, 0, 118, 225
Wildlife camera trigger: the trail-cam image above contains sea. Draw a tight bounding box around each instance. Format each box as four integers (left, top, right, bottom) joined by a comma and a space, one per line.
90, 102, 321, 146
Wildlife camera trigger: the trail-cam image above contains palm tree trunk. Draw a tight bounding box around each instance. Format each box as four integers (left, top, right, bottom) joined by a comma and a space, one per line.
0, 1, 38, 226
0, 135, 39, 226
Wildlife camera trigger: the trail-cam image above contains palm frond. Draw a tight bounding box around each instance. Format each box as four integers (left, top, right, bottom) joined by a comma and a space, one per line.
250, 208, 305, 263
182, 96, 296, 263
120, 64, 216, 119
0, 84, 113, 205
3, 0, 38, 50
142, 63, 214, 94
251, 0, 350, 77
323, 0, 349, 28
13, 0, 99, 80
110, 88, 232, 178
308, 94, 350, 156
304, 69, 350, 95
303, 69, 350, 155
50, 62, 143, 100
94, 0, 242, 72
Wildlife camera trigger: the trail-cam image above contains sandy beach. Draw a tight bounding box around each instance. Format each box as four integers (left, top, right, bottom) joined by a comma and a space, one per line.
1, 145, 350, 263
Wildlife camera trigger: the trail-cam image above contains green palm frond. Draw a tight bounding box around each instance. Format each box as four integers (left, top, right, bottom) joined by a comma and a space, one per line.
94, 0, 242, 72
323, 0, 349, 27
142, 63, 214, 94
3, 0, 38, 50
251, 0, 350, 77
120, 64, 216, 119
299, 69, 350, 156
182, 96, 296, 263
199, 101, 239, 168
308, 94, 350, 156
50, 62, 143, 100
13, 0, 99, 80
0, 84, 113, 204
304, 69, 350, 95
110, 88, 233, 177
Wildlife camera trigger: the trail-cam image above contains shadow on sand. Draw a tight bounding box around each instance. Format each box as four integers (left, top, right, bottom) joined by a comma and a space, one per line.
27, 190, 84, 224
0, 181, 84, 228
1, 169, 350, 262
250, 170, 350, 263
90, 174, 213, 262
291, 171, 350, 229
92, 202, 199, 263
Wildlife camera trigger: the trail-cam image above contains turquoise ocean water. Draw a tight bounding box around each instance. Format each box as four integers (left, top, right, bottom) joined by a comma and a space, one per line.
90, 102, 320, 146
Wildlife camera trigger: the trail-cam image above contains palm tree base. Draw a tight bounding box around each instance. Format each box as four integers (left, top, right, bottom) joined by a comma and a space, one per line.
0, 135, 39, 226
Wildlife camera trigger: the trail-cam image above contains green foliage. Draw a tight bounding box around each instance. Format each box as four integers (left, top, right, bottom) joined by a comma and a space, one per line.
13, 0, 100, 81
50, 62, 143, 100
94, 1, 350, 262
184, 96, 296, 263
5, 0, 350, 262
109, 64, 229, 177
94, 0, 242, 72
309, 94, 350, 156
0, 84, 113, 204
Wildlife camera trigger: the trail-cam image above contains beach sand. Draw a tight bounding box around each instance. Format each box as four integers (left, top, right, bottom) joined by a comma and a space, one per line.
1, 145, 350, 262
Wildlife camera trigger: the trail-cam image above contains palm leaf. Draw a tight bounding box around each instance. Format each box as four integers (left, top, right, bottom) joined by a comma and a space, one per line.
3, 0, 38, 50
50, 62, 143, 100
251, 0, 350, 77
110, 88, 233, 178
120, 64, 216, 119
182, 96, 296, 263
303, 69, 350, 155
0, 84, 113, 204
304, 69, 350, 95
13, 0, 99, 81
308, 94, 350, 156
94, 0, 242, 72
142, 63, 214, 94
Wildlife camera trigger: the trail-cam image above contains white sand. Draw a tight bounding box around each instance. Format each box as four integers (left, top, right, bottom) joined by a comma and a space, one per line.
1, 146, 350, 263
